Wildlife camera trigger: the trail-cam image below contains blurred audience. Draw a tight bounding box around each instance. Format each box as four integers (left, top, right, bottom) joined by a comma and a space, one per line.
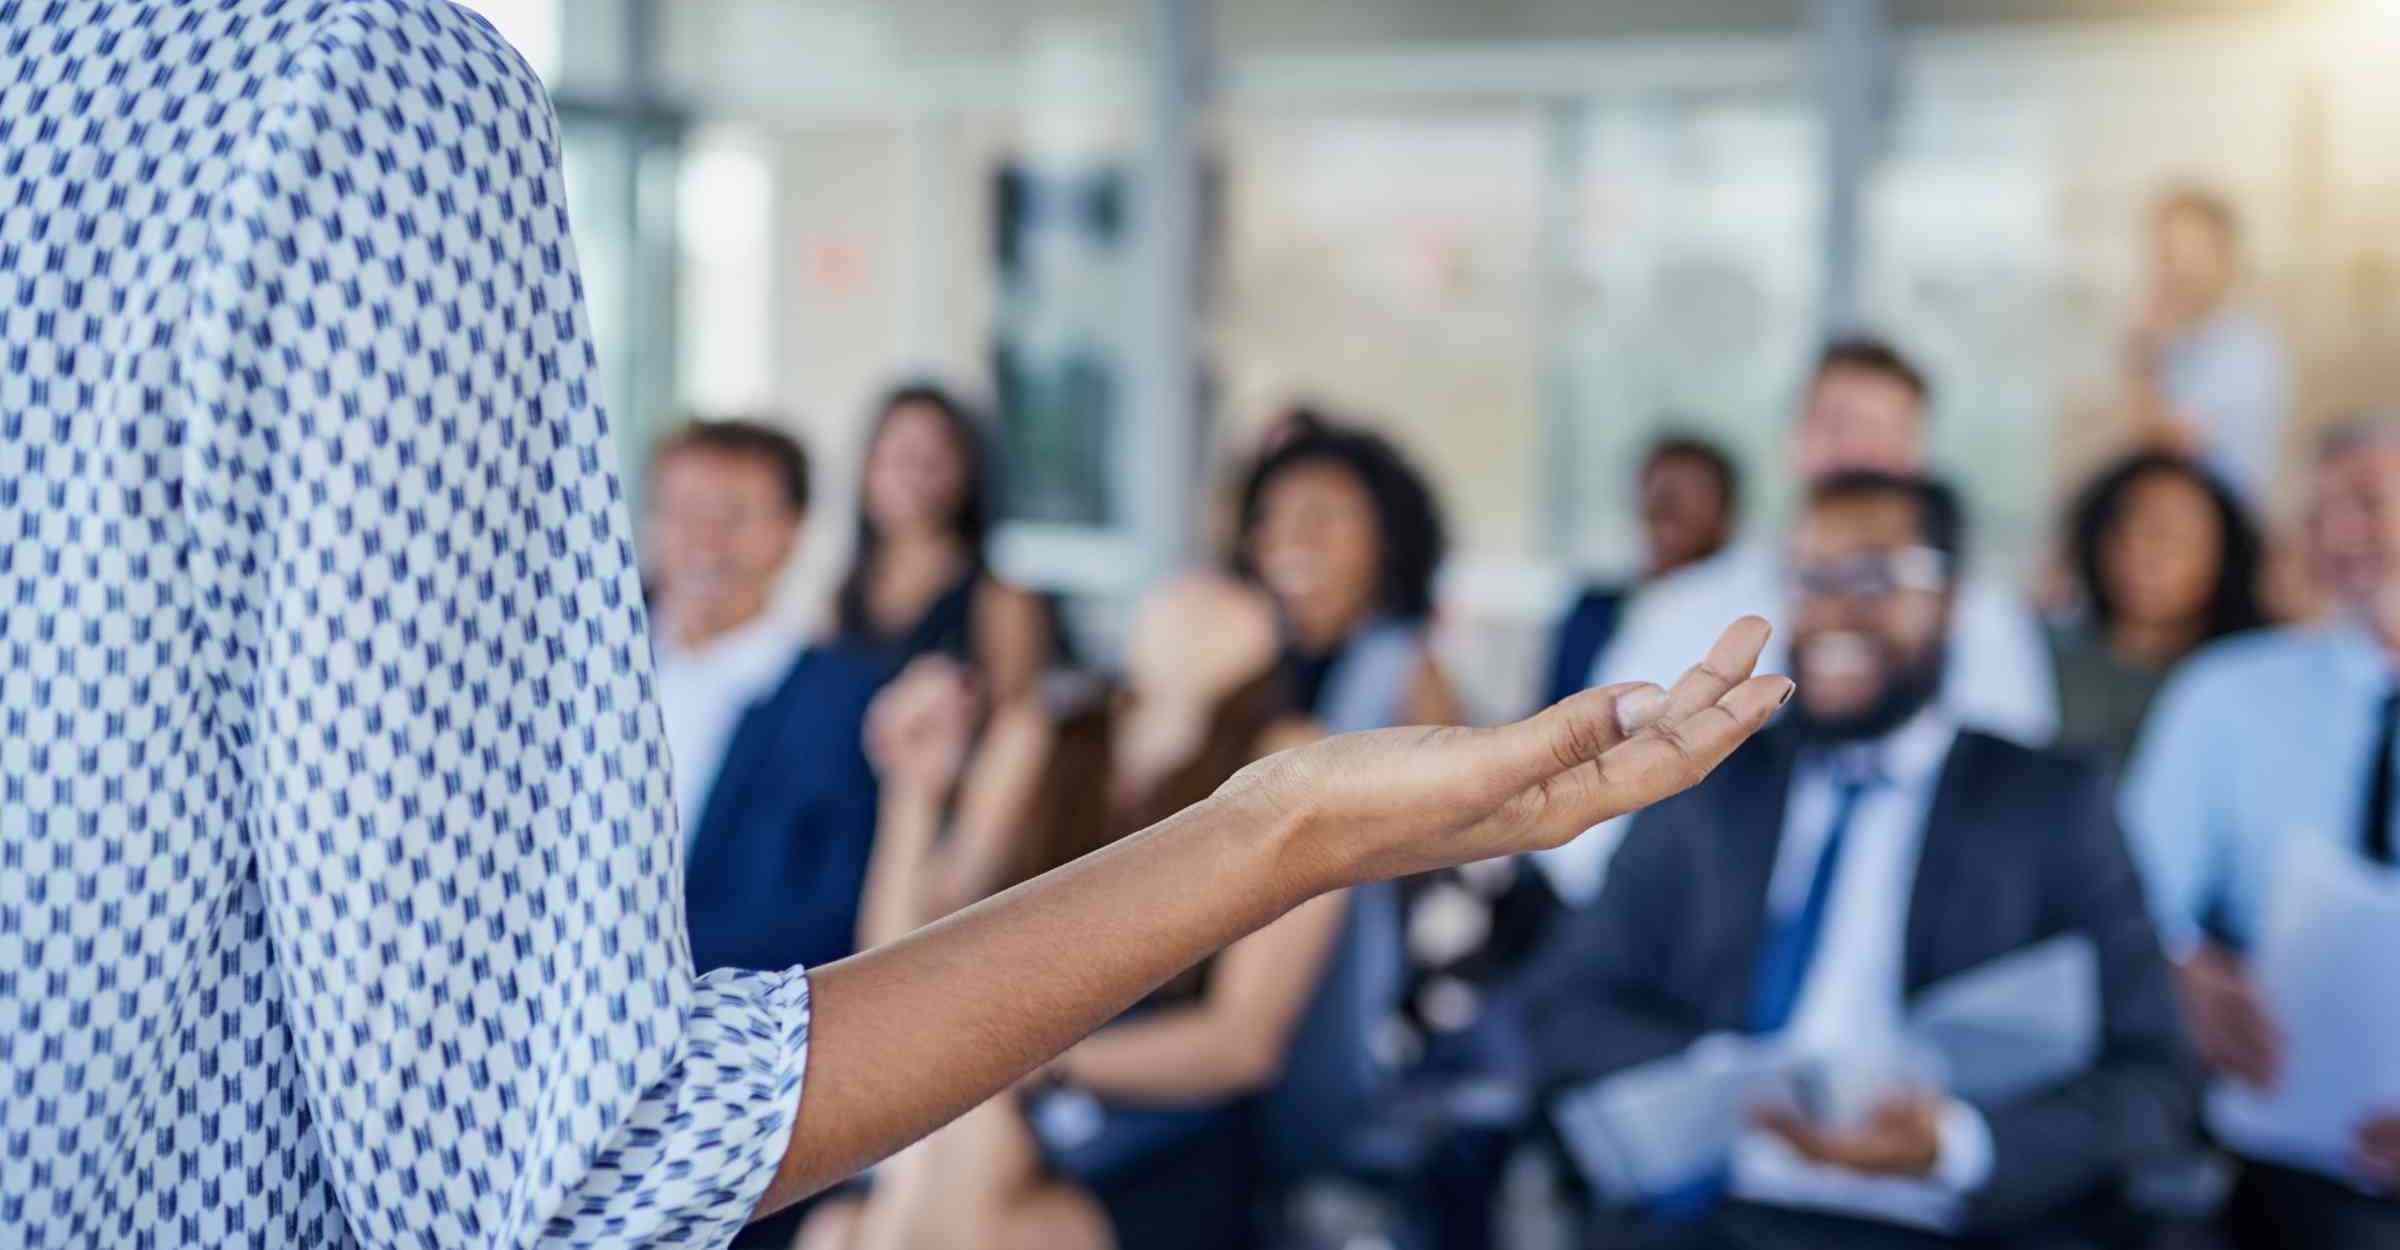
804, 576, 1341, 1250
2049, 453, 2268, 768
1552, 338, 2060, 902
1525, 473, 2188, 1249
2120, 414, 2400, 1249
1543, 434, 1743, 711
2122, 188, 2291, 509
644, 421, 887, 1248
833, 382, 1054, 702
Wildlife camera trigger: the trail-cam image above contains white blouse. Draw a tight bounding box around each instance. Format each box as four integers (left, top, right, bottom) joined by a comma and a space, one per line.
0, 2, 810, 1246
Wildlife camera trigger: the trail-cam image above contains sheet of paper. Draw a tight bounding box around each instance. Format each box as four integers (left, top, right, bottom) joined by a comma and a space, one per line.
2209, 835, 2400, 1180
1552, 938, 2104, 1206
1551, 1034, 1792, 1202
1905, 934, 2100, 1104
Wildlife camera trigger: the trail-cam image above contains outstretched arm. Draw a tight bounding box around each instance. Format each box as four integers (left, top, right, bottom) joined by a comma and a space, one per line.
754, 620, 1792, 1216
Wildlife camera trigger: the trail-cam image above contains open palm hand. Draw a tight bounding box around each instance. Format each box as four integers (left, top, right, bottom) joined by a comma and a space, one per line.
1225, 617, 1791, 890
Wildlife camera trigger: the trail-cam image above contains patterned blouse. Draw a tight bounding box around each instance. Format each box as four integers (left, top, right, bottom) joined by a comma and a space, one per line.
0, 3, 810, 1246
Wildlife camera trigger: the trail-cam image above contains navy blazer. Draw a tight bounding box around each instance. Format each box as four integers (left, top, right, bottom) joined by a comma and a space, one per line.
1520, 723, 2192, 1233
683, 646, 886, 976
1542, 585, 1629, 710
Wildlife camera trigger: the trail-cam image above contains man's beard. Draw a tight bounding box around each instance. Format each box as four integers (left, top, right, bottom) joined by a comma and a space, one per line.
1788, 640, 1947, 743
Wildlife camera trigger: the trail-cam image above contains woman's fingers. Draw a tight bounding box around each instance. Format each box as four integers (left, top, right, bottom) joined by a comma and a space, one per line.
1517, 671, 1793, 842
1658, 615, 1772, 723
1474, 617, 1773, 800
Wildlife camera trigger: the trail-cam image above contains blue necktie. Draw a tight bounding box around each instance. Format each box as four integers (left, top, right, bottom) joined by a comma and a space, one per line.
1649, 766, 1880, 1224
1749, 770, 1881, 1035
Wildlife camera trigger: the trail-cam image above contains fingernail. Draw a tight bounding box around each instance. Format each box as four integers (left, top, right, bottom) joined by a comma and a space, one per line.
1616, 686, 1668, 734
1775, 680, 1796, 708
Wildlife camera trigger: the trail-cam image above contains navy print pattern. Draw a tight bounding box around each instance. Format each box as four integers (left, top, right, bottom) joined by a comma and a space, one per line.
0, 3, 810, 1246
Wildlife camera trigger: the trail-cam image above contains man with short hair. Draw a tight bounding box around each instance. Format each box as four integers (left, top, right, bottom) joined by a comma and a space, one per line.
2121, 414, 2400, 1248
1529, 473, 2187, 1248
1542, 434, 1744, 710
1543, 339, 2060, 901
644, 419, 886, 982
2123, 188, 2291, 507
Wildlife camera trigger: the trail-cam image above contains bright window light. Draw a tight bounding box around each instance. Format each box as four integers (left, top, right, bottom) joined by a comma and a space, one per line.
456, 0, 562, 84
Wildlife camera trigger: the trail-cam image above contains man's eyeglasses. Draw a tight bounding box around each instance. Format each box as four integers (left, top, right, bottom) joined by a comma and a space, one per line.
1784, 546, 1951, 600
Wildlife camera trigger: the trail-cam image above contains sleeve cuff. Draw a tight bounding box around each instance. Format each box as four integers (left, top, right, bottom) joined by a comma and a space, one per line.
1930, 1097, 1995, 1193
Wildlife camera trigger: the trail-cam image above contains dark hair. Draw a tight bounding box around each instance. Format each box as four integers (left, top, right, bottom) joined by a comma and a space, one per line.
2155, 185, 2240, 247
651, 418, 811, 513
1642, 433, 1742, 522
1807, 471, 1967, 571
2068, 452, 2264, 642
1234, 423, 1448, 623
1812, 335, 1931, 407
835, 382, 993, 638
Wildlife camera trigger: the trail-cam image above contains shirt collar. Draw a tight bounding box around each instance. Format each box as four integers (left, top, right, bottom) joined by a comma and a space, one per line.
658, 609, 806, 683
1806, 706, 1958, 791
2321, 614, 2398, 693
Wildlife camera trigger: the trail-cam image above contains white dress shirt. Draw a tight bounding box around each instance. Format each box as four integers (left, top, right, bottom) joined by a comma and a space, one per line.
1726, 712, 1996, 1231
655, 612, 812, 852
2121, 619, 2398, 1183
1536, 539, 2059, 902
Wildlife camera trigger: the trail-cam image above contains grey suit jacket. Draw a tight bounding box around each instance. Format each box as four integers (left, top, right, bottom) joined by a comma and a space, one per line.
1520, 724, 2194, 1233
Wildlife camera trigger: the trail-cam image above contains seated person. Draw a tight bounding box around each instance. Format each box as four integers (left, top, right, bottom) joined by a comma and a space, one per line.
2047, 452, 2265, 769
1552, 339, 2059, 906
2121, 416, 2400, 1250
643, 419, 883, 978
644, 421, 889, 1250
829, 382, 1054, 704
1237, 420, 1464, 732
1523, 473, 2189, 1248
1544, 434, 1742, 711
801, 576, 1347, 1250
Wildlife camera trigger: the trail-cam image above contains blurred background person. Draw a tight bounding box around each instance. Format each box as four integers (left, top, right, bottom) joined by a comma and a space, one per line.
2048, 452, 2269, 769
2120, 414, 2400, 1249
833, 382, 1055, 702
644, 421, 891, 1250
644, 420, 885, 977
808, 576, 1343, 1250
1543, 433, 1744, 711
1553, 338, 2059, 902
1526, 473, 2187, 1250
1236, 420, 1465, 732
2122, 188, 2292, 509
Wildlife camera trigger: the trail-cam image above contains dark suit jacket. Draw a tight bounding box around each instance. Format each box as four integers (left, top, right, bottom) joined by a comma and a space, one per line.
1520, 724, 2192, 1234
683, 646, 884, 975
1543, 585, 1630, 710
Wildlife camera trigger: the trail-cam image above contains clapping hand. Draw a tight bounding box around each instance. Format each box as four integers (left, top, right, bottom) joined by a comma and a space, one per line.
864, 657, 980, 800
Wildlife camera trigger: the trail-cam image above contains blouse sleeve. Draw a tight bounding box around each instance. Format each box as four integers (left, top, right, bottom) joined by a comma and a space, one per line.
180, 6, 807, 1246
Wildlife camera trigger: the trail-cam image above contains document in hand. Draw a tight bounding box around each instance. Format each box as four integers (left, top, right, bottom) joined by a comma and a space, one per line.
1551, 1034, 1793, 1203
2209, 835, 2400, 1181
1551, 937, 2101, 1205
1906, 934, 2101, 1104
